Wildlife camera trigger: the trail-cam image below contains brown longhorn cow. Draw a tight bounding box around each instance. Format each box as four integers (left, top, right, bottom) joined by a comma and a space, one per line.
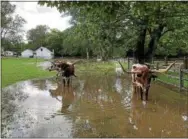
118, 61, 176, 100
49, 60, 79, 86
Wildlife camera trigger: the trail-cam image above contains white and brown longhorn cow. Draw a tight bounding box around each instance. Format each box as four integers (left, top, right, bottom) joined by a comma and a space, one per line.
118, 61, 176, 100
49, 60, 79, 86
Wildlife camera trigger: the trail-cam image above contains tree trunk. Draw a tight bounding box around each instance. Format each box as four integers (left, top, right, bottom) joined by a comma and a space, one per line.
145, 24, 164, 62
86, 48, 89, 60
135, 27, 147, 64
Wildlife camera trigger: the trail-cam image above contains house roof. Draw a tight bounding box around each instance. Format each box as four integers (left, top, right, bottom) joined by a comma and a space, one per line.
35, 46, 52, 53
22, 49, 33, 52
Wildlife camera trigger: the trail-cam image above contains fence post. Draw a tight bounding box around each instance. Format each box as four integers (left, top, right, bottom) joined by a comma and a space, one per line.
164, 56, 168, 66
179, 64, 183, 92
173, 62, 176, 72
127, 57, 130, 70
183, 56, 188, 69
156, 62, 159, 70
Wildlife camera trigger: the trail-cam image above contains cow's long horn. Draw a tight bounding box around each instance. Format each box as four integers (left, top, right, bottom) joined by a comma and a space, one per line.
150, 61, 176, 73
118, 61, 127, 73
118, 61, 142, 74
72, 60, 80, 65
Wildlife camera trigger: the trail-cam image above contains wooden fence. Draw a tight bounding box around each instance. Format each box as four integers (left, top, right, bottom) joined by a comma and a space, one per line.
127, 57, 188, 92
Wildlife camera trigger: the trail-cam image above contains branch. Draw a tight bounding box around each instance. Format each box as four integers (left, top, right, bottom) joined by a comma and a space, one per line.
161, 28, 174, 36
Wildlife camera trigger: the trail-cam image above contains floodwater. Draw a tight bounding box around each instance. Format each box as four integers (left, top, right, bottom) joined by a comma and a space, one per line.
36, 61, 52, 70
1, 74, 188, 138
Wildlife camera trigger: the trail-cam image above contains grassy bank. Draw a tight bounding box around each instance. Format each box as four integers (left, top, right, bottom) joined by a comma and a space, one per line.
158, 72, 188, 89
1, 57, 54, 88
2, 58, 127, 88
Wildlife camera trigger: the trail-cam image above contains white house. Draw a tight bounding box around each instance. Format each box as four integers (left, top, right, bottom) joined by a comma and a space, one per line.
34, 46, 54, 59
5, 51, 14, 56
21, 49, 34, 58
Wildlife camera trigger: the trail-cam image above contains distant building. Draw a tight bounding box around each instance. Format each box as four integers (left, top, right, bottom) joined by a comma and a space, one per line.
4, 51, 14, 56
21, 49, 34, 58
34, 46, 54, 59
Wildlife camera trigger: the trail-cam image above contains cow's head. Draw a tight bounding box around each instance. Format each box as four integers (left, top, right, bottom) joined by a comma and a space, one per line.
48, 61, 62, 71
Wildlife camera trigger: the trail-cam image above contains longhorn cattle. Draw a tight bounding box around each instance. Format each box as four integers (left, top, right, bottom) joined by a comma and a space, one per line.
118, 61, 176, 100
49, 60, 78, 86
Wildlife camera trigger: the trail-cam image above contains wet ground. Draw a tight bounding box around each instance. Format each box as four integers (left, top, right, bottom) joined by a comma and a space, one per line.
1, 74, 188, 138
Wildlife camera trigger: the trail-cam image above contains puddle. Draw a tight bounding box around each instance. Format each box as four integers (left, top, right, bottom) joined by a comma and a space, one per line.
36, 61, 52, 70
1, 74, 188, 138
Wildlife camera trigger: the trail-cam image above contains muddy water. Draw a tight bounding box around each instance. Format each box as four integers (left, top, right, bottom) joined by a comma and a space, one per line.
1, 74, 188, 138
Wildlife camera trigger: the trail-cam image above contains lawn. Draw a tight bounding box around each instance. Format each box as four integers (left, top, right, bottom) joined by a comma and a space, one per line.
1, 57, 54, 88
150, 61, 188, 88
157, 72, 188, 89
1, 58, 128, 88
76, 60, 128, 75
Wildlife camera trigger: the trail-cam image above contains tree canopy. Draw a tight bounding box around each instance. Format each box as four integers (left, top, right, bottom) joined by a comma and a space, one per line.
1, 1, 26, 52
2, 1, 188, 61
27, 25, 50, 49
38, 1, 188, 62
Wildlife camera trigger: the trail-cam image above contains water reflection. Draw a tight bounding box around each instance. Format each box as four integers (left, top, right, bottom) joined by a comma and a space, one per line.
49, 82, 75, 114
1, 74, 187, 138
114, 77, 122, 93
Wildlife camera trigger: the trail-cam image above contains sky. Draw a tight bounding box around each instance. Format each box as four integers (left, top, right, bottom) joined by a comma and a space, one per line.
11, 1, 72, 41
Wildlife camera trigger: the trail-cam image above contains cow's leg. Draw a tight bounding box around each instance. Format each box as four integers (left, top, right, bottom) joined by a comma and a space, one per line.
69, 77, 73, 86
63, 77, 66, 87
132, 84, 136, 93
140, 87, 143, 100
145, 86, 150, 101
67, 77, 70, 87
69, 77, 72, 85
134, 86, 136, 94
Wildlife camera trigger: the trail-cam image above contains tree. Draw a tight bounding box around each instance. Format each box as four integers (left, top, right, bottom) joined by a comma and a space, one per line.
38, 1, 188, 61
45, 29, 64, 56
1, 1, 26, 52
27, 25, 50, 49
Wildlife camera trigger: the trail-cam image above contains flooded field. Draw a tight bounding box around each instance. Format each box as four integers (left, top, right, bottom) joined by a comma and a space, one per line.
1, 74, 188, 138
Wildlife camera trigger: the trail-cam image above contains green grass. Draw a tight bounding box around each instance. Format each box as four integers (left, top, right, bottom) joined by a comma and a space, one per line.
148, 61, 188, 88
76, 61, 128, 75
158, 71, 188, 88
1, 58, 127, 88
1, 57, 54, 88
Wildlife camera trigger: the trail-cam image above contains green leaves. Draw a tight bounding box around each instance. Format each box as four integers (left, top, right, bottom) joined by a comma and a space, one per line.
1, 1, 26, 53
38, 1, 188, 59
26, 25, 50, 49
